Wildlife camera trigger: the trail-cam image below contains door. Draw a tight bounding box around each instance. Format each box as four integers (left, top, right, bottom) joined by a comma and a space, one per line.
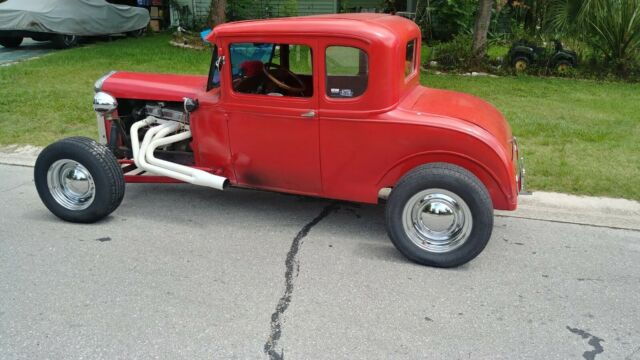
223, 39, 322, 194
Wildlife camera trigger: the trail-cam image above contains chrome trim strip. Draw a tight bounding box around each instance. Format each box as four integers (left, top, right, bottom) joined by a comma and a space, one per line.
96, 113, 108, 145
513, 136, 528, 195
94, 70, 117, 93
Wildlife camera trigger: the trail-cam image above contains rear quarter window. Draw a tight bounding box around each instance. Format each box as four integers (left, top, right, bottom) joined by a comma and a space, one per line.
325, 46, 368, 98
405, 39, 417, 77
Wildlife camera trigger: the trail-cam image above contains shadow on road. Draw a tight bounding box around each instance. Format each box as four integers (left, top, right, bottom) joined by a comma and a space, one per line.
23, 182, 417, 264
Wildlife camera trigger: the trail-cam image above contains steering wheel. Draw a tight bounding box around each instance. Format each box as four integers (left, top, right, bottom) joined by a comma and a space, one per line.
262, 62, 306, 94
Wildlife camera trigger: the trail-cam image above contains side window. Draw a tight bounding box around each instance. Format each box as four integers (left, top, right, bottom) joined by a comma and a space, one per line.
270, 44, 313, 75
229, 42, 313, 97
405, 39, 417, 77
325, 46, 368, 98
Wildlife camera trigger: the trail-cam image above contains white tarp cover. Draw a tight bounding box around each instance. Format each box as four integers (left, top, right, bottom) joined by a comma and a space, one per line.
0, 0, 150, 35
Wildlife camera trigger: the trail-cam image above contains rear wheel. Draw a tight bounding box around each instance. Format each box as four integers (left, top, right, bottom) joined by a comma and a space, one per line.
52, 34, 79, 48
385, 163, 493, 267
127, 28, 146, 38
0, 37, 23, 48
34, 137, 125, 223
555, 59, 573, 74
512, 56, 530, 72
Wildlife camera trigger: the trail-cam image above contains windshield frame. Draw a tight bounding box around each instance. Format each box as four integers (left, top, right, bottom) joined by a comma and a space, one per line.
206, 45, 220, 91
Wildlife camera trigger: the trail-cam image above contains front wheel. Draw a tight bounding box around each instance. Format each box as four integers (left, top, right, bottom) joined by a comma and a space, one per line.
385, 163, 493, 267
0, 37, 23, 48
127, 28, 146, 38
34, 137, 125, 223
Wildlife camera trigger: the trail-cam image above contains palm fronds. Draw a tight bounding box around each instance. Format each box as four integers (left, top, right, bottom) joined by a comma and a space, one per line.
545, 0, 640, 62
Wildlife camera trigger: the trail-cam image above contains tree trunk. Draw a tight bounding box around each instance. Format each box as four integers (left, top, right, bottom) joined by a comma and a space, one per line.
209, 0, 227, 27
472, 0, 493, 63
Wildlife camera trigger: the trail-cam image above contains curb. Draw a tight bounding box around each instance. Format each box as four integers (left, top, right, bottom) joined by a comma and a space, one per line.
496, 192, 640, 231
1, 145, 638, 231
0, 145, 42, 167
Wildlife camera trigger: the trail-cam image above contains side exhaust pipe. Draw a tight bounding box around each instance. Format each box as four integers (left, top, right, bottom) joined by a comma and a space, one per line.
129, 116, 229, 190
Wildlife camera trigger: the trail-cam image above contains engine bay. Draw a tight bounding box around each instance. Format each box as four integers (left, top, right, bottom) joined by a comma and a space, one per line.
108, 99, 194, 165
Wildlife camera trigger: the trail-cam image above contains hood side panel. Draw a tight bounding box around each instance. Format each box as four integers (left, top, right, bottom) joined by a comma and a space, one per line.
101, 71, 208, 102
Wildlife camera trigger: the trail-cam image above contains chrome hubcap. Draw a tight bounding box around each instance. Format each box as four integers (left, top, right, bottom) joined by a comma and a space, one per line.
402, 189, 472, 253
64, 35, 76, 46
47, 159, 95, 210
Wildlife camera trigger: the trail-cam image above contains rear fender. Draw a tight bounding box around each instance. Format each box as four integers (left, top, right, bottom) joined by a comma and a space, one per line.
551, 52, 576, 65
377, 151, 516, 210
510, 47, 535, 61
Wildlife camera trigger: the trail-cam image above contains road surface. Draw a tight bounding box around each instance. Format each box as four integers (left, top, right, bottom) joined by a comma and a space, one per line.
1, 163, 639, 359
0, 39, 57, 66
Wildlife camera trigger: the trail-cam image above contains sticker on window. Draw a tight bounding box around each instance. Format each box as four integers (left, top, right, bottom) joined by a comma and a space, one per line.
339, 89, 353, 97
325, 46, 368, 98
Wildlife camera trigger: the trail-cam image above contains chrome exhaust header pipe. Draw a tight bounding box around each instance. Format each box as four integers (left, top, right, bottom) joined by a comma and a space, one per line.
129, 116, 229, 190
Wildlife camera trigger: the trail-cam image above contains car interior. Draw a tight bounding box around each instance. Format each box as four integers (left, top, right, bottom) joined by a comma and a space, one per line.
231, 43, 313, 97
230, 43, 369, 99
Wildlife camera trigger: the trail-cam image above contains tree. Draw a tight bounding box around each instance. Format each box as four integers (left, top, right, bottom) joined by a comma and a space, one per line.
471, 0, 493, 62
282, 0, 298, 17
209, 0, 227, 27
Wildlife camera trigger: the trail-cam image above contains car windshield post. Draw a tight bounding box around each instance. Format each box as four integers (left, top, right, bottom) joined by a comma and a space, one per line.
207, 46, 220, 91
268, 43, 277, 65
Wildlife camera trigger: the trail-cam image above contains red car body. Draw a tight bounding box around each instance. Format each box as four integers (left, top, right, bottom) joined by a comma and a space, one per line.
101, 14, 521, 211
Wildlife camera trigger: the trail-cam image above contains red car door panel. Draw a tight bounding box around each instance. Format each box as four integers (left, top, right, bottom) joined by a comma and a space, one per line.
222, 39, 321, 194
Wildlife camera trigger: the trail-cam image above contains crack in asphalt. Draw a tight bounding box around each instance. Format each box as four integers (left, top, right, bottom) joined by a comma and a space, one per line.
263, 202, 338, 360
0, 162, 34, 168
567, 326, 605, 360
495, 214, 640, 232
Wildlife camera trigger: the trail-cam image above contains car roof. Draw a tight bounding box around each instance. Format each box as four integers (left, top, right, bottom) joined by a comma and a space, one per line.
207, 13, 418, 44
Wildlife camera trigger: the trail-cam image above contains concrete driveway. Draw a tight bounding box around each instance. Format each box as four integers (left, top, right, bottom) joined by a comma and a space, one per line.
0, 38, 57, 66
1, 163, 639, 359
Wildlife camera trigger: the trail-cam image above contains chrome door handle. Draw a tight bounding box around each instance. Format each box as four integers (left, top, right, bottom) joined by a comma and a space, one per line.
301, 110, 316, 118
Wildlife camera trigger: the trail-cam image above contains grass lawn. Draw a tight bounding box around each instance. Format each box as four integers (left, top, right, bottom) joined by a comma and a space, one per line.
423, 74, 640, 200
1, 34, 638, 200
0, 34, 210, 146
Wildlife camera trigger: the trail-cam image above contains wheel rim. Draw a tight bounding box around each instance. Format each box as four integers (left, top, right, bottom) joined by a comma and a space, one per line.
515, 60, 527, 71
64, 35, 76, 46
47, 159, 95, 210
402, 189, 473, 253
557, 63, 569, 73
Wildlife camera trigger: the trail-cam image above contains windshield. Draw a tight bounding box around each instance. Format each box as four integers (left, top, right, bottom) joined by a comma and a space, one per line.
230, 43, 273, 79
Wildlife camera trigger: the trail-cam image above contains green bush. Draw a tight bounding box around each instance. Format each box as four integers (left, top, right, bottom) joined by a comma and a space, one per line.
577, 53, 640, 82
418, 0, 477, 42
430, 34, 474, 70
546, 0, 640, 78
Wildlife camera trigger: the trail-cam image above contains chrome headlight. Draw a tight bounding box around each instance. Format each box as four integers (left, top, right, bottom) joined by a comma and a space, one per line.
93, 92, 118, 114
94, 70, 117, 93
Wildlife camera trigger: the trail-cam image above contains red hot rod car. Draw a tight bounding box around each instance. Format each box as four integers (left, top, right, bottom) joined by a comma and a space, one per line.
34, 14, 525, 267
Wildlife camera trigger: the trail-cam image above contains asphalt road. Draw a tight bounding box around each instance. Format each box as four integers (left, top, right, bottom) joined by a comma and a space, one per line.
1, 163, 639, 359
0, 39, 57, 66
